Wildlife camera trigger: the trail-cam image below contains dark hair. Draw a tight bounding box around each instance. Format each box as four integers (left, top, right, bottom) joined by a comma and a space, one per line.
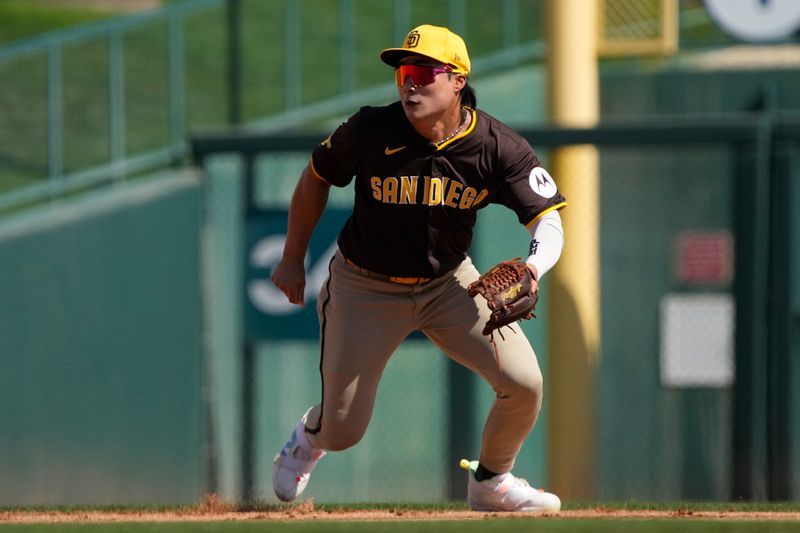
460, 82, 477, 108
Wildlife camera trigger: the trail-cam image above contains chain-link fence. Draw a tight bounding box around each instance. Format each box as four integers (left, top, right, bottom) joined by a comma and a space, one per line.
0, 0, 229, 206
598, 0, 677, 57
527, 118, 800, 502
594, 143, 733, 500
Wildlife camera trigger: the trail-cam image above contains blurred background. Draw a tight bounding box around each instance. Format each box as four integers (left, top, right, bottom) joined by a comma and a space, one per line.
1, 0, 799, 507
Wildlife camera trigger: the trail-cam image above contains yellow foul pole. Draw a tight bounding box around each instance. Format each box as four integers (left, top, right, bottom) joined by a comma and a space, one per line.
546, 0, 600, 500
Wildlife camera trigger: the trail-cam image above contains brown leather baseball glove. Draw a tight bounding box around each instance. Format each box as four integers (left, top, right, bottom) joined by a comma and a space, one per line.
467, 258, 538, 336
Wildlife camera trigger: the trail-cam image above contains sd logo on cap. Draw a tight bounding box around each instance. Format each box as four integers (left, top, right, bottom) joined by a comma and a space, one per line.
380, 24, 471, 75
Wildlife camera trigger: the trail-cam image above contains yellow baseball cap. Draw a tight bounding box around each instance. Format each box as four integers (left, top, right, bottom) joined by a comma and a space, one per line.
380, 24, 470, 75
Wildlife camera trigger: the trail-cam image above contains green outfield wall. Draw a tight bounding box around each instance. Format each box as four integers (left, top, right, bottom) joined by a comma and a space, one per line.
599, 65, 800, 502
0, 172, 204, 505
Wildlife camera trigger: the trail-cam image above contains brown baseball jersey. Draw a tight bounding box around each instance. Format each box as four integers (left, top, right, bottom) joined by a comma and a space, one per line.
310, 101, 566, 278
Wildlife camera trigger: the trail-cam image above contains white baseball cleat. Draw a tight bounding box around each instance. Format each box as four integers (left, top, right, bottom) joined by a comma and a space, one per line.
461, 459, 561, 513
272, 409, 326, 502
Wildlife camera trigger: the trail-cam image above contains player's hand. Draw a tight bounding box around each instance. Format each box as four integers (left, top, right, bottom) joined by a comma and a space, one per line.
271, 257, 307, 306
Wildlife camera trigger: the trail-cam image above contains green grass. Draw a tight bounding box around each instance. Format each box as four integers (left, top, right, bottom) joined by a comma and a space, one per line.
0, 0, 140, 44
0, 0, 166, 194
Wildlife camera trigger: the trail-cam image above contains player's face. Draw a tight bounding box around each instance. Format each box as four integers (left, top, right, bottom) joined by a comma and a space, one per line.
396, 57, 465, 122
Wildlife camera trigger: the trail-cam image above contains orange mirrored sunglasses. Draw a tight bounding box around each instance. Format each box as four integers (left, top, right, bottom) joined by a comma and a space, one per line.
395, 64, 453, 87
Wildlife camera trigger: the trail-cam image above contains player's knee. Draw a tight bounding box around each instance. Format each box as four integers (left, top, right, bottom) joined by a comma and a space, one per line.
505, 370, 543, 412
528, 374, 544, 415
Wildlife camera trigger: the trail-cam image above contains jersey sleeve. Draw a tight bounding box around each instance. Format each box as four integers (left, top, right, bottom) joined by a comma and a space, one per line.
310, 108, 366, 187
493, 135, 567, 227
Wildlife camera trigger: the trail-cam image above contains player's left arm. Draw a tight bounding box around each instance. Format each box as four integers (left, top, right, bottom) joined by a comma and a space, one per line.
524, 210, 564, 280
492, 132, 566, 281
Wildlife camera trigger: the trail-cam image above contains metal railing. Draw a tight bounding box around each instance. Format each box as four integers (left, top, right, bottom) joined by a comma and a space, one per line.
0, 0, 220, 210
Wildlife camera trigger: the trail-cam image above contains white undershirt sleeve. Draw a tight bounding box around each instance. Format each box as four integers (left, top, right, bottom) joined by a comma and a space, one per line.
525, 210, 564, 278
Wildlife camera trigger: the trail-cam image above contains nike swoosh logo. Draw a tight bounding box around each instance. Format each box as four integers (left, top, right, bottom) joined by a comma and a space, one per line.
384, 145, 406, 155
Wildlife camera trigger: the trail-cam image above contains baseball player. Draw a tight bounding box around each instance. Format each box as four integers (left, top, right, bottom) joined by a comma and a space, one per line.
271, 24, 566, 512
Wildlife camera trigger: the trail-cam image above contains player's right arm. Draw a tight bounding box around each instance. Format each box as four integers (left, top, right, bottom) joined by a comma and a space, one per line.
273, 107, 365, 304
271, 164, 331, 306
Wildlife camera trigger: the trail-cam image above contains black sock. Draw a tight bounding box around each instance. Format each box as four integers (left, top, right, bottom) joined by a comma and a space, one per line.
474, 463, 500, 482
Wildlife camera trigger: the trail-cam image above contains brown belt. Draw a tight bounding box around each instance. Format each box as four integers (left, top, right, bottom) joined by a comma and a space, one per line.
343, 256, 431, 285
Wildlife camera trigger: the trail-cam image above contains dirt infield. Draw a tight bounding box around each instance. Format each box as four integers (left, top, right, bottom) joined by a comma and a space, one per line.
3, 503, 800, 524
